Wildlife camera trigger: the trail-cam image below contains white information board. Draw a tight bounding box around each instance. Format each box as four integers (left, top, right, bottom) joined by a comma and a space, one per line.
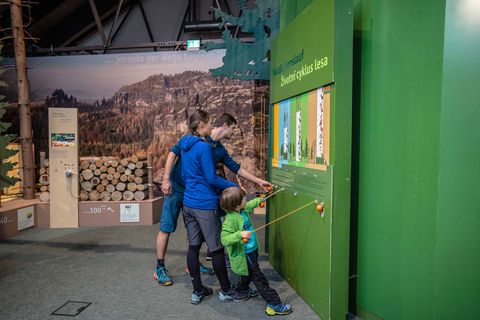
17, 206, 35, 230
120, 204, 140, 223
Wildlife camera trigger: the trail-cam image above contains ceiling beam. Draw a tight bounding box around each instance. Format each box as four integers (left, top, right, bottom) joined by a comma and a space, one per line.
109, 2, 135, 45
88, 0, 108, 46
137, 0, 156, 51
60, 0, 134, 47
176, 1, 190, 41
30, 38, 253, 54
105, 0, 124, 47
29, 0, 88, 36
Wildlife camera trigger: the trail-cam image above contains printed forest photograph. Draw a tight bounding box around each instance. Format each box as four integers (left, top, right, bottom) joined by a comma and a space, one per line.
0, 50, 269, 193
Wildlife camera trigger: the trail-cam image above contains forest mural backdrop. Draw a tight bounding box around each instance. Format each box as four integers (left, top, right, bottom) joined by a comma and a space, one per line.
1, 50, 269, 193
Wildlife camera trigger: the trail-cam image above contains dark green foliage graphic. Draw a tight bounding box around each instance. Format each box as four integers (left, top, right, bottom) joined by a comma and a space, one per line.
0, 45, 19, 191
204, 0, 279, 80
0, 104, 18, 190
0, 45, 18, 190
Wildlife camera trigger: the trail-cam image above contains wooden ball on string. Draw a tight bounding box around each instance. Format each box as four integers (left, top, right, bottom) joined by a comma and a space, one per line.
315, 202, 325, 214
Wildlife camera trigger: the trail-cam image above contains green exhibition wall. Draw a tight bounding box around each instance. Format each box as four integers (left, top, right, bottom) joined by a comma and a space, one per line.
352, 0, 479, 319
269, 0, 353, 319
279, 0, 479, 319
352, 0, 444, 318
279, 0, 315, 30
433, 0, 480, 318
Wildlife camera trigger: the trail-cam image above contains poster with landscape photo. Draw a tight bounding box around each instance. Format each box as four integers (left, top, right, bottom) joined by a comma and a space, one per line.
1, 50, 269, 192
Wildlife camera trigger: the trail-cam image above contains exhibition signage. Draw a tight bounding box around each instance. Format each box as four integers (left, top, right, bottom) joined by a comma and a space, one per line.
270, 0, 334, 103
17, 206, 35, 231
268, 0, 353, 318
120, 204, 140, 223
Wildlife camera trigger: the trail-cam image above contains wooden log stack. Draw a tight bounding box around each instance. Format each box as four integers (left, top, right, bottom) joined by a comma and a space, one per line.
79, 155, 149, 201
38, 155, 50, 202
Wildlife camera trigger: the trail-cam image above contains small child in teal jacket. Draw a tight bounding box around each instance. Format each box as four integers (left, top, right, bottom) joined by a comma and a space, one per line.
220, 187, 292, 316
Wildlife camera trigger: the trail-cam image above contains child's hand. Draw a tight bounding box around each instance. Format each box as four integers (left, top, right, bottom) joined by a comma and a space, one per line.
241, 231, 251, 239
241, 231, 251, 243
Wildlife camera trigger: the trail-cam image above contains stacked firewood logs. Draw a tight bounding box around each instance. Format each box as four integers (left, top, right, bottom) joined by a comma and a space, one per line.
38, 156, 50, 202
79, 155, 149, 201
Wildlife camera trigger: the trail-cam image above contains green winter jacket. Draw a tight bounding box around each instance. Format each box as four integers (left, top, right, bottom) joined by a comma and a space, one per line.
221, 197, 263, 276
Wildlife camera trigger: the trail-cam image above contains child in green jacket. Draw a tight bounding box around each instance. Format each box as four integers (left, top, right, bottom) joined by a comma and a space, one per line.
220, 187, 292, 316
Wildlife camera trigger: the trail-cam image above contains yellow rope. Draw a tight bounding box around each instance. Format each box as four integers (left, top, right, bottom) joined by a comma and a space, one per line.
253, 200, 316, 232
262, 187, 285, 200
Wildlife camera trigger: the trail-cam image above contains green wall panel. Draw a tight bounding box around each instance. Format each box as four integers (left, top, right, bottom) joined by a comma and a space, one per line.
271, 0, 335, 103
434, 0, 480, 318
353, 0, 480, 319
280, 0, 315, 30
270, 165, 333, 318
353, 0, 446, 319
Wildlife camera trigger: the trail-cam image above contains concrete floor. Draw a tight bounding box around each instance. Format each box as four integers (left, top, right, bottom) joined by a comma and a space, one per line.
0, 213, 322, 320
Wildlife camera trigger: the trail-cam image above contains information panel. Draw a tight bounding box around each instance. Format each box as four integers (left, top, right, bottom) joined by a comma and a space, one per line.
49, 108, 79, 228
270, 0, 334, 103
272, 86, 331, 171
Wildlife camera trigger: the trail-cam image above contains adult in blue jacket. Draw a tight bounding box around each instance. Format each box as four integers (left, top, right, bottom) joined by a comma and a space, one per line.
154, 113, 271, 287
181, 110, 250, 304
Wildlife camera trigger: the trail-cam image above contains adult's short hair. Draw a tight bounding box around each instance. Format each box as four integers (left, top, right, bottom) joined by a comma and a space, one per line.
213, 113, 237, 127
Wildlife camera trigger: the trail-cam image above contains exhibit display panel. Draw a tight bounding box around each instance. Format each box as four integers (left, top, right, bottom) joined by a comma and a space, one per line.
269, 85, 336, 319
49, 108, 79, 228
271, 87, 331, 170
268, 0, 353, 319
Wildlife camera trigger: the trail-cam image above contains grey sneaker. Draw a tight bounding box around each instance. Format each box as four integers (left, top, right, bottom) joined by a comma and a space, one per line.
218, 289, 249, 302
190, 286, 213, 305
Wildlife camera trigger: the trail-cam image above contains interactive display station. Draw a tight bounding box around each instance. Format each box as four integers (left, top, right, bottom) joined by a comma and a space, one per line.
267, 0, 353, 319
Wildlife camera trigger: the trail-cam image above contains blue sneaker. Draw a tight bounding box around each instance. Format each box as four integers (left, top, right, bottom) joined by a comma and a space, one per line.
265, 303, 292, 316
185, 263, 215, 275
153, 266, 172, 286
218, 289, 249, 302
200, 263, 215, 275
190, 286, 213, 305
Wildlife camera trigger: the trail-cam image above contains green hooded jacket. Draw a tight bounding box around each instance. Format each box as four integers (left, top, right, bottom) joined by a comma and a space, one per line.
220, 197, 263, 276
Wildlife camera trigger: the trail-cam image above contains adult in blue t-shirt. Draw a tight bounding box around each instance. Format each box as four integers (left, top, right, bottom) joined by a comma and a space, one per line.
154, 113, 271, 287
